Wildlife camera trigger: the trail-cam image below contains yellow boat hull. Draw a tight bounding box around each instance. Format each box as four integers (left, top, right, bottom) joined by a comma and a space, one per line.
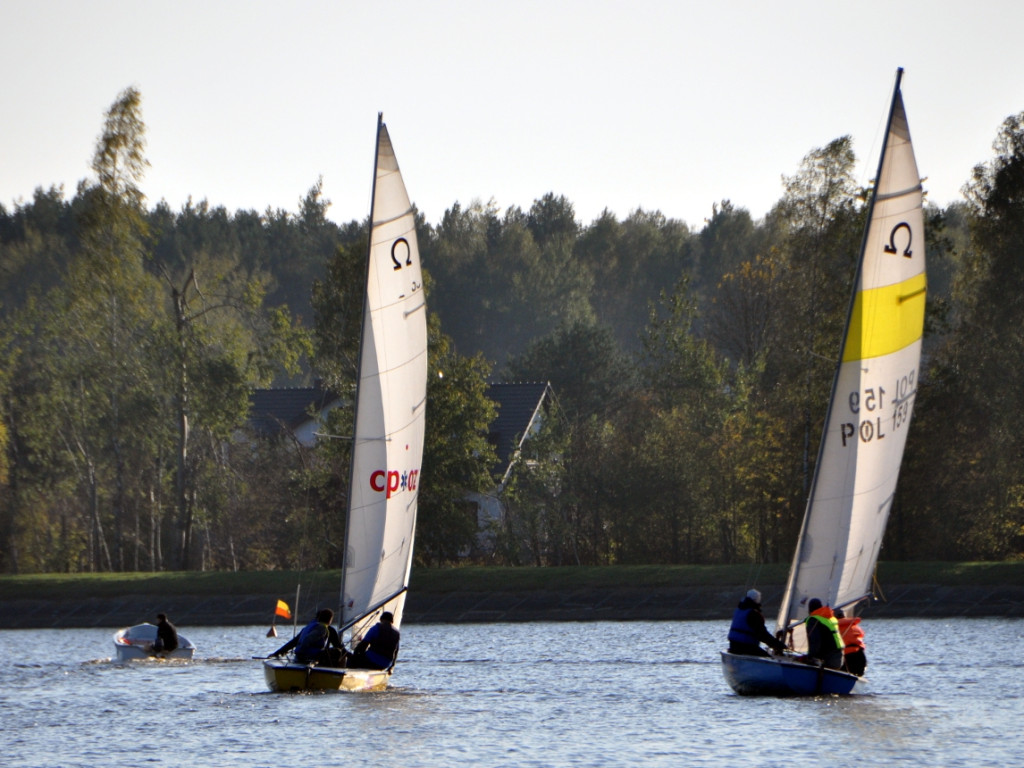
262, 659, 391, 693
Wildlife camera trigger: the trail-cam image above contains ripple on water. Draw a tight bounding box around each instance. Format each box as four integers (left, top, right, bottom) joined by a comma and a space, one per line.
0, 619, 1021, 768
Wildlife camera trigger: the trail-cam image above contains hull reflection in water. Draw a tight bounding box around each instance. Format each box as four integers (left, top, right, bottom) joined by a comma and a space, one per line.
262, 658, 390, 693
721, 652, 866, 696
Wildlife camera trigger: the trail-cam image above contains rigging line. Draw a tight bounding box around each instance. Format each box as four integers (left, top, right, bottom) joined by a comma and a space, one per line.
806, 349, 836, 363
372, 206, 415, 228
899, 286, 926, 303
834, 592, 873, 612
314, 433, 391, 442
340, 587, 408, 633
871, 569, 887, 603
891, 388, 917, 407
745, 561, 764, 594
875, 182, 924, 202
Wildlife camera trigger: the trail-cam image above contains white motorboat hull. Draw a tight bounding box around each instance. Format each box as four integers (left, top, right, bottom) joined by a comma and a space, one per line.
262, 658, 391, 692
721, 651, 866, 696
113, 623, 195, 662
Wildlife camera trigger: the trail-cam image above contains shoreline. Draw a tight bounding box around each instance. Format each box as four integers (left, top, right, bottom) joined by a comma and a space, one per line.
3, 582, 1023, 629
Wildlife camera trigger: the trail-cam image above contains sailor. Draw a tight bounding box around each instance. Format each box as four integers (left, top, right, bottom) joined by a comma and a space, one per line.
834, 607, 867, 676
804, 598, 844, 669
348, 611, 400, 670
727, 589, 786, 656
271, 608, 346, 666
153, 613, 179, 654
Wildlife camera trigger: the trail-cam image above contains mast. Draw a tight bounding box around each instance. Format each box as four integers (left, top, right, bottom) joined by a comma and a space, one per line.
776, 69, 906, 636
338, 113, 384, 628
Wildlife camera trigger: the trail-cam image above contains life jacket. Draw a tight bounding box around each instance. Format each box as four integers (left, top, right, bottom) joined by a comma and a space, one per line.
295, 620, 330, 658
837, 616, 866, 654
727, 606, 760, 646
806, 606, 843, 650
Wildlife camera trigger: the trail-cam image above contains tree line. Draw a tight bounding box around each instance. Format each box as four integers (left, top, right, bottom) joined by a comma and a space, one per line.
1, 87, 1022, 573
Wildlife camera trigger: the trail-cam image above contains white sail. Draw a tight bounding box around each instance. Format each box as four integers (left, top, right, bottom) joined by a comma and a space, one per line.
341, 115, 427, 634
778, 70, 926, 647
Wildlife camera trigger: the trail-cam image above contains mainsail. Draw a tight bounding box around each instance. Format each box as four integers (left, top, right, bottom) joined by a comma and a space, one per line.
340, 115, 428, 636
777, 69, 926, 647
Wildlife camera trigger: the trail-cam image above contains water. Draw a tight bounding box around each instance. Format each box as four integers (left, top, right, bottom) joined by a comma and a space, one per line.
2, 619, 1021, 767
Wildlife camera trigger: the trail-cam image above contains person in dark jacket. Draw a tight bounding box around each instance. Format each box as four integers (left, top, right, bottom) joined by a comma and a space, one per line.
347, 611, 400, 670
727, 590, 785, 656
804, 598, 845, 670
153, 613, 179, 654
271, 608, 346, 667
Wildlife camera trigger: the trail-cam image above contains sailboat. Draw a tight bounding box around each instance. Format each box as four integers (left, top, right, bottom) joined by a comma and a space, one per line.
263, 114, 428, 692
721, 68, 926, 696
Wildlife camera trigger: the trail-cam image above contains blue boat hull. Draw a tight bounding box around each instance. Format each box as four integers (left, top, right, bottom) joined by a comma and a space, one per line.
720, 651, 867, 696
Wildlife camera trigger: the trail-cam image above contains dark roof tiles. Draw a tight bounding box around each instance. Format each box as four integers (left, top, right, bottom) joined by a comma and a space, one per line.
486, 382, 551, 467
248, 386, 340, 437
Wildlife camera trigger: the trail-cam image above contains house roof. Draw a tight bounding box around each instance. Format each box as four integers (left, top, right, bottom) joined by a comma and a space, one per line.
248, 385, 341, 438
486, 381, 551, 471
247, 380, 552, 467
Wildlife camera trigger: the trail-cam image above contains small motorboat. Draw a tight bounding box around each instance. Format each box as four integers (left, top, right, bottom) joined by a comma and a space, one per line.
113, 623, 196, 662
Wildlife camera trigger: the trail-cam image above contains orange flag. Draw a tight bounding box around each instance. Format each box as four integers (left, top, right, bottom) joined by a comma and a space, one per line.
275, 600, 292, 620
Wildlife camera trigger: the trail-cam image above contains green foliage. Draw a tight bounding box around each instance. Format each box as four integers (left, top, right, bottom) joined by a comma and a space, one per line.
3, 87, 1024, 572
0, 327, 8, 488
38, 86, 164, 573
709, 366, 793, 564
311, 239, 366, 392
504, 320, 634, 422
497, 396, 572, 565
417, 315, 499, 565
768, 136, 864, 395
603, 278, 731, 564
0, 186, 76, 311
412, 197, 694, 367
706, 251, 787, 370
896, 111, 1024, 560
310, 242, 501, 567
0, 87, 318, 573
696, 200, 761, 293
640, 275, 726, 414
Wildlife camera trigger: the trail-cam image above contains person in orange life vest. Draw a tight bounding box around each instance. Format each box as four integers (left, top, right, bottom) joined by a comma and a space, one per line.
804, 598, 844, 669
834, 607, 867, 676
727, 589, 785, 657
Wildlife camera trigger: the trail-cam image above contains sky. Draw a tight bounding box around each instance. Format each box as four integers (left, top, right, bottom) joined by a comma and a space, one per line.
3, 1, 1023, 230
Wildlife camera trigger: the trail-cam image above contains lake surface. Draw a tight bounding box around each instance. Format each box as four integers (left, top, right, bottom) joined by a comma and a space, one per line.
2, 619, 1021, 767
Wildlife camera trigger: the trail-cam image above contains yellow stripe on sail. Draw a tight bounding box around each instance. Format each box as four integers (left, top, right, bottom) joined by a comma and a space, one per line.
843, 272, 926, 362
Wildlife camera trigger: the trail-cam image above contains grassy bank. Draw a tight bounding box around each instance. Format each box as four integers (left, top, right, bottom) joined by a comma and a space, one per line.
0, 561, 1020, 602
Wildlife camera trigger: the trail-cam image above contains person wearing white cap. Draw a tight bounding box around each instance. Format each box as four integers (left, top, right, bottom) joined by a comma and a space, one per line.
727, 589, 785, 657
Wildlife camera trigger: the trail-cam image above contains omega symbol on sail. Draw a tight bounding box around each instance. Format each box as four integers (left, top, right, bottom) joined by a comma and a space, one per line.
883, 222, 913, 258
391, 237, 412, 270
